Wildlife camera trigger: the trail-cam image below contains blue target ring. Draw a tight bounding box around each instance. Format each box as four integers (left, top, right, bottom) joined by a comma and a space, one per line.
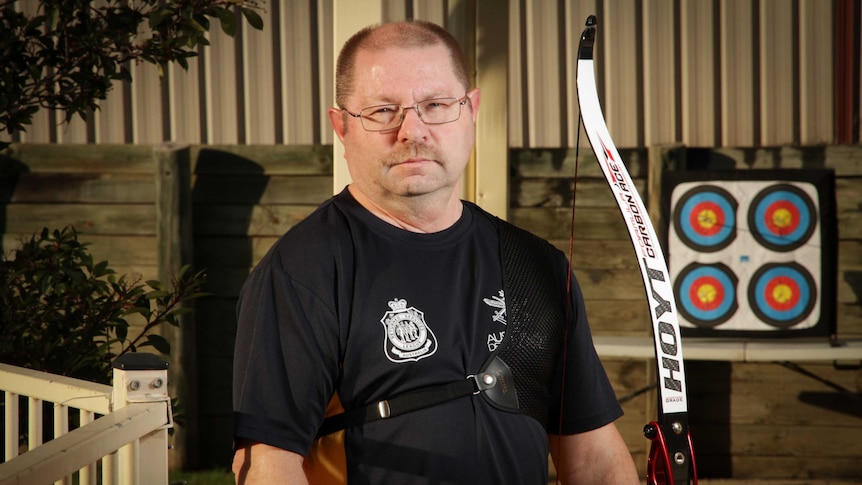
748, 184, 816, 251
674, 263, 738, 328
673, 185, 737, 252
748, 262, 816, 328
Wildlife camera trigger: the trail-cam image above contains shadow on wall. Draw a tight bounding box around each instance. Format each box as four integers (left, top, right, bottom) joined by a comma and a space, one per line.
686, 361, 733, 477
0, 155, 29, 253
191, 149, 269, 469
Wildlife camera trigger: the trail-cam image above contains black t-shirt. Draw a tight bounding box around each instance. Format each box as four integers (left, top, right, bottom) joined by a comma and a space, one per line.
233, 189, 622, 483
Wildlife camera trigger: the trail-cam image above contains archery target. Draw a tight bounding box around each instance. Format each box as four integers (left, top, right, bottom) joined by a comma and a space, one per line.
665, 170, 835, 337
675, 263, 738, 327
748, 184, 817, 251
748, 262, 816, 328
673, 185, 737, 252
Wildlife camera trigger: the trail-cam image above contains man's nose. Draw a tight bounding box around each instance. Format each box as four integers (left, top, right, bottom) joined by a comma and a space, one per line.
398, 106, 428, 140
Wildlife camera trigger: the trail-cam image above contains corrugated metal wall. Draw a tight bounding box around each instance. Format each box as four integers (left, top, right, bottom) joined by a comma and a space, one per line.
3, 0, 858, 148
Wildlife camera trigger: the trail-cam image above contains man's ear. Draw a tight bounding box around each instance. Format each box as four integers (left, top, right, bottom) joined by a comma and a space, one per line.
328, 107, 347, 142
467, 88, 481, 123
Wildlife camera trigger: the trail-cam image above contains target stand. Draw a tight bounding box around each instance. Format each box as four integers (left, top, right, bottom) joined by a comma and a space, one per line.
663, 170, 837, 338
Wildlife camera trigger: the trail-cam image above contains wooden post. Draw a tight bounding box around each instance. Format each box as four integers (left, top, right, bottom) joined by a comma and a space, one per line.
474, 0, 508, 219
153, 143, 196, 470
111, 353, 172, 485
332, 0, 384, 194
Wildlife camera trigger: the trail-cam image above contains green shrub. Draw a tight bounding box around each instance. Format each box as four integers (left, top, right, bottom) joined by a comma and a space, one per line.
0, 226, 206, 384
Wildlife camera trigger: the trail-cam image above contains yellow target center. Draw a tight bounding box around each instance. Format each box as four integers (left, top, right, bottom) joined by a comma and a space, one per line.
697, 209, 718, 229
771, 208, 793, 229
697, 284, 717, 304
771, 284, 793, 304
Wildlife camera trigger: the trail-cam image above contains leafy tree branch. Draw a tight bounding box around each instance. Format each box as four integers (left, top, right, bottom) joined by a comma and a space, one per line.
0, 0, 264, 143
0, 226, 208, 384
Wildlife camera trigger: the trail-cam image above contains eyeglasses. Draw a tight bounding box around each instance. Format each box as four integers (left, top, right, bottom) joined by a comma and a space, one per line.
342, 95, 469, 132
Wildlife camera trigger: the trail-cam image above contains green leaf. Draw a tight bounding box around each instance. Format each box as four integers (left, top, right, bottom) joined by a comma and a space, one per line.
194, 14, 211, 31
144, 334, 171, 355
123, 306, 150, 317
92, 260, 112, 277
177, 264, 191, 280
214, 8, 236, 37
176, 55, 189, 70
241, 7, 264, 30
46, 7, 58, 31
188, 18, 208, 34
149, 7, 174, 29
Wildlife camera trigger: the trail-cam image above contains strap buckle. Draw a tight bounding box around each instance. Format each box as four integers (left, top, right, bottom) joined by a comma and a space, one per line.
467, 373, 497, 395
376, 400, 391, 418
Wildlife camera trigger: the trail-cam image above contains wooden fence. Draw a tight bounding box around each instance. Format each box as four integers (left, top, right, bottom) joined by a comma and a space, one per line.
0, 355, 173, 485
0, 143, 860, 479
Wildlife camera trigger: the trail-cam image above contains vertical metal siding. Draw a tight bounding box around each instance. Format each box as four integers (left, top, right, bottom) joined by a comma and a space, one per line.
759, 0, 796, 146
317, 0, 334, 145
643, 0, 680, 146
280, 0, 316, 144
3, 0, 855, 148
131, 62, 164, 143
680, 1, 720, 147
168, 55, 203, 144
508, 0, 527, 148
243, 7, 277, 144
526, 1, 565, 147
720, 0, 757, 147
204, 19, 241, 144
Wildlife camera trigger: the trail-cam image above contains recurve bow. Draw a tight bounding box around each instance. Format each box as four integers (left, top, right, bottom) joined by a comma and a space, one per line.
575, 15, 698, 484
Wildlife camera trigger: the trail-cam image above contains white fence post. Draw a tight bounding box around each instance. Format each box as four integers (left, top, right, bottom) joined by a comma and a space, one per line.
111, 353, 173, 485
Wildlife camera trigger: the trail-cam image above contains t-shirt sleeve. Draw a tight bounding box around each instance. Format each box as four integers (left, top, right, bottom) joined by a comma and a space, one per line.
232, 258, 340, 456
546, 269, 624, 435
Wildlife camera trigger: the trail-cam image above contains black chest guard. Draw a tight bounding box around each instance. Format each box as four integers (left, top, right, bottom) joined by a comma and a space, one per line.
483, 219, 568, 426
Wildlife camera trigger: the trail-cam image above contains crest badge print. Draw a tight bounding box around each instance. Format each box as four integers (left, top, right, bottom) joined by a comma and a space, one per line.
484, 290, 506, 351
381, 298, 438, 363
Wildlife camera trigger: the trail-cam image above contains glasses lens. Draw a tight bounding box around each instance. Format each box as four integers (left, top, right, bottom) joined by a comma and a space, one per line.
418, 98, 462, 124
359, 105, 401, 131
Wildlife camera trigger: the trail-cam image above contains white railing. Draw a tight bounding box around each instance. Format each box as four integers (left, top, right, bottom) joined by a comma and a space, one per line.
0, 354, 173, 485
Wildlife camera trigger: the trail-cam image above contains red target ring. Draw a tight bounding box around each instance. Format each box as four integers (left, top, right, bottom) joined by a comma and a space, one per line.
686, 275, 726, 312
762, 275, 801, 311
763, 200, 801, 237
687, 201, 726, 237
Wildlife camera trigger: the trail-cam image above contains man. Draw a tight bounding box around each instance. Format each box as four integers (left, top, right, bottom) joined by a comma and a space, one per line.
232, 20, 639, 484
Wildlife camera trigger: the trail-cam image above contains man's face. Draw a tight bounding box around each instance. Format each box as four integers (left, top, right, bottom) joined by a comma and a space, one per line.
331, 43, 481, 201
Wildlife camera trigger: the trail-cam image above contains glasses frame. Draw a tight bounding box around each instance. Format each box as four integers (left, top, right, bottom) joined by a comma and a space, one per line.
342, 94, 469, 132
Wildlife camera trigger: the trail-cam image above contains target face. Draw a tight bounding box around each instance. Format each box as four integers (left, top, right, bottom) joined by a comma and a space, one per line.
748, 184, 816, 251
667, 171, 834, 337
748, 262, 816, 328
673, 185, 737, 252
674, 263, 738, 328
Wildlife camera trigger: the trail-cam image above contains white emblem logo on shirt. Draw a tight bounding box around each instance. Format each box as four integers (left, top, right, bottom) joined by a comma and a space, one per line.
484, 290, 506, 351
381, 298, 438, 363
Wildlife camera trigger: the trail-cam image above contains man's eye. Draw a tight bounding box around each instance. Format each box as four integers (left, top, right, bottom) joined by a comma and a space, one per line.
369, 106, 397, 115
